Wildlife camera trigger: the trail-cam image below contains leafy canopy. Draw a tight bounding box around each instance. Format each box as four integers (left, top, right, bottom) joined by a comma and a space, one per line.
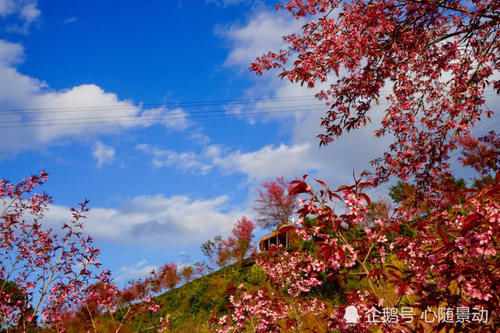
252, 0, 499, 190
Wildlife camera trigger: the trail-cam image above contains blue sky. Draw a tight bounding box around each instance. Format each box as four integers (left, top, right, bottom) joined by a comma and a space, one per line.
0, 0, 498, 283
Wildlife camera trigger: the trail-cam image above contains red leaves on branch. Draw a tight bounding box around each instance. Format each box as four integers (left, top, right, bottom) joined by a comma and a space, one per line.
0, 173, 171, 332
214, 1, 500, 330
254, 177, 299, 229
232, 216, 255, 242
231, 217, 256, 263
211, 284, 289, 333
201, 217, 256, 269
180, 265, 194, 283
0, 172, 106, 329
251, 0, 499, 190
157, 262, 180, 290
216, 171, 499, 331
457, 131, 500, 175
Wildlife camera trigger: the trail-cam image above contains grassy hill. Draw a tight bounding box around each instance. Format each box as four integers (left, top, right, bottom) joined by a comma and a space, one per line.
133, 259, 267, 332
132, 255, 374, 332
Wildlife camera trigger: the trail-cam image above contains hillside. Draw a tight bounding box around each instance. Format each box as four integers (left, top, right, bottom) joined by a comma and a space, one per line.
133, 252, 375, 333
133, 259, 266, 332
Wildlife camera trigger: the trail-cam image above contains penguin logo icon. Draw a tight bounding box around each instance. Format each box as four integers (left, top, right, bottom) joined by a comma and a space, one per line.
344, 305, 359, 323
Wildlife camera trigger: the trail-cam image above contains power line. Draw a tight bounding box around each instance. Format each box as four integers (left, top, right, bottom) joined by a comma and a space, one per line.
2, 91, 495, 114
0, 104, 327, 125
0, 107, 327, 129
0, 95, 319, 114
0, 94, 496, 129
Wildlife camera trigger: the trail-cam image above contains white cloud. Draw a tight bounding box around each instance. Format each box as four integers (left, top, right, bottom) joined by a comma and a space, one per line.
117, 259, 156, 282
136, 141, 321, 181
93, 141, 115, 167
189, 129, 211, 145
43, 194, 245, 246
216, 8, 398, 187
151, 151, 211, 174
203, 144, 223, 159
206, 0, 246, 7
0, 40, 191, 154
0, 39, 23, 65
140, 106, 190, 130
19, 2, 39, 22
1, 0, 40, 33
212, 143, 320, 181
134, 137, 363, 185
136, 143, 212, 174
220, 7, 500, 191
63, 17, 77, 24
218, 8, 320, 127
0, 0, 16, 16
219, 10, 303, 68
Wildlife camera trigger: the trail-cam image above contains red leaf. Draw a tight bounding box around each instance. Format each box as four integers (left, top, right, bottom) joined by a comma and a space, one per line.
388, 270, 401, 280
358, 182, 374, 189
461, 213, 481, 234
359, 193, 371, 206
338, 247, 346, 265
330, 192, 342, 201
335, 185, 353, 192
315, 179, 328, 188
289, 181, 309, 195
317, 245, 332, 261
437, 223, 450, 245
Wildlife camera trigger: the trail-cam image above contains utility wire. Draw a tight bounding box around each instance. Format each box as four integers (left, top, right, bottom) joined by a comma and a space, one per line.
0, 91, 496, 114
0, 96, 319, 114
0, 95, 496, 129
0, 104, 326, 125
0, 108, 327, 129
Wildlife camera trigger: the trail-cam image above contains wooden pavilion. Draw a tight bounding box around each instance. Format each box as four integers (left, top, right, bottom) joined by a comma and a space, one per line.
258, 224, 294, 251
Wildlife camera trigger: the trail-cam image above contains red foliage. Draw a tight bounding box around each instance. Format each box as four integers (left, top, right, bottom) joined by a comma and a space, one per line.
62, 266, 170, 331
0, 172, 106, 329
157, 262, 180, 290
180, 265, 194, 284
254, 177, 298, 229
211, 284, 289, 333
217, 173, 499, 331
218, 217, 256, 266
201, 217, 256, 269
229, 216, 256, 263
457, 131, 500, 175
251, 0, 499, 190
0, 172, 168, 332
215, 1, 499, 331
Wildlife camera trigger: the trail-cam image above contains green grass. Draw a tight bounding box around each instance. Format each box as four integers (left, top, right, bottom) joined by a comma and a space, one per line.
133, 259, 265, 332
